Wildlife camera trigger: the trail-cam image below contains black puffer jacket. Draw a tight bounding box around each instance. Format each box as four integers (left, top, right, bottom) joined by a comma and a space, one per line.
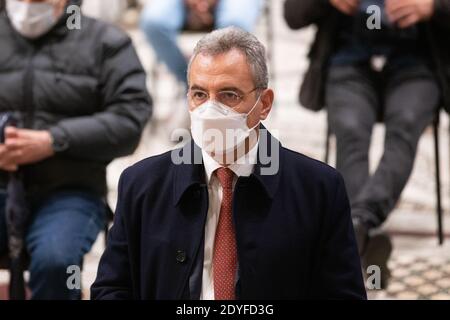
0, 0, 152, 200
284, 0, 450, 113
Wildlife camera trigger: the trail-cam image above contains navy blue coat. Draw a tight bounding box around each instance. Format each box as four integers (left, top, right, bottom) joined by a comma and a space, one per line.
91, 131, 366, 300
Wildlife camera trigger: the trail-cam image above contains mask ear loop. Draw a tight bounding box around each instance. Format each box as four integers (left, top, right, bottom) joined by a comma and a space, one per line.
246, 92, 263, 131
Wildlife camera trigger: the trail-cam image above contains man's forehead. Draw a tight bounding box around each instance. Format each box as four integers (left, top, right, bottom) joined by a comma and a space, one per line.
189, 50, 253, 89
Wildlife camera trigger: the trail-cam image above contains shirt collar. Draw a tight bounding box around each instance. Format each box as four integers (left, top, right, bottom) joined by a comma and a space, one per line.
202, 140, 259, 184
173, 126, 282, 206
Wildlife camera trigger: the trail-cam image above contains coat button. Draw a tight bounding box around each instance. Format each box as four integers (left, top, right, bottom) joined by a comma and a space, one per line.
176, 250, 186, 263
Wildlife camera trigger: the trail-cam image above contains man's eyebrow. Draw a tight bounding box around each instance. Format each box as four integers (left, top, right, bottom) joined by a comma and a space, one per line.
189, 85, 245, 94
218, 87, 244, 94
190, 85, 206, 91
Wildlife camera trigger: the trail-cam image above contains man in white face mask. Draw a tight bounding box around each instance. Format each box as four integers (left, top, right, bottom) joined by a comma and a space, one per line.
5, 0, 67, 39
92, 27, 366, 301
187, 30, 274, 166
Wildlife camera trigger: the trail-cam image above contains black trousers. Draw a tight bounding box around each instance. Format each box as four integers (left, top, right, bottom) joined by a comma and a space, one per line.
325, 63, 440, 228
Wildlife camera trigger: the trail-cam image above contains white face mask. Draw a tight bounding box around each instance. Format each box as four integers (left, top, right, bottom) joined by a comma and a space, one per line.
190, 95, 261, 164
6, 0, 60, 39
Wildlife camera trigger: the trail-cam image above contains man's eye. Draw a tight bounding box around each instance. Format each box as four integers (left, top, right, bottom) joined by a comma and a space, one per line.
193, 92, 207, 99
221, 92, 240, 101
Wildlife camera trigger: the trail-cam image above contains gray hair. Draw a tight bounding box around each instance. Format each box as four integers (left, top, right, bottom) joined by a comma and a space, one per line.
187, 26, 269, 89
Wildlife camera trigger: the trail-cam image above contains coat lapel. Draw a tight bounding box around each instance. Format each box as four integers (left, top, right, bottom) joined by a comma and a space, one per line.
171, 141, 208, 299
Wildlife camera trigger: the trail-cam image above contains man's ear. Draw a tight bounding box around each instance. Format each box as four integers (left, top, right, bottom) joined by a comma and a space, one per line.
260, 88, 274, 121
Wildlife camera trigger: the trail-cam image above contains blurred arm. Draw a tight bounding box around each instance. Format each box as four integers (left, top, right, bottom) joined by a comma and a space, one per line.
284, 0, 332, 30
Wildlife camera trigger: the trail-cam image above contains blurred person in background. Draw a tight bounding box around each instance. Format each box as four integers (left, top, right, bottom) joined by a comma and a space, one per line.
284, 0, 450, 288
81, 0, 128, 23
140, 0, 265, 135
0, 0, 152, 299
140, 0, 265, 89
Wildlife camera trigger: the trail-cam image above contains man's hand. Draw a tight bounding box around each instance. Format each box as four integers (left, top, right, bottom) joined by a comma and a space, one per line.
0, 127, 54, 172
330, 0, 360, 15
0, 143, 19, 172
386, 0, 435, 28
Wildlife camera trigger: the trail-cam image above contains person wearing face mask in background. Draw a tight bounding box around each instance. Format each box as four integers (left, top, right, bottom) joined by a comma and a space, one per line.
91, 27, 366, 300
6, 0, 66, 39
0, 0, 152, 299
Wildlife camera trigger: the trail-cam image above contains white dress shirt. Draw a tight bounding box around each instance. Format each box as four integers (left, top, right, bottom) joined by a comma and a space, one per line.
199, 142, 259, 300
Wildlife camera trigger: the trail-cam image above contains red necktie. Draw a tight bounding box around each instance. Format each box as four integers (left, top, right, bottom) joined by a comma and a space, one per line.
213, 167, 237, 300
